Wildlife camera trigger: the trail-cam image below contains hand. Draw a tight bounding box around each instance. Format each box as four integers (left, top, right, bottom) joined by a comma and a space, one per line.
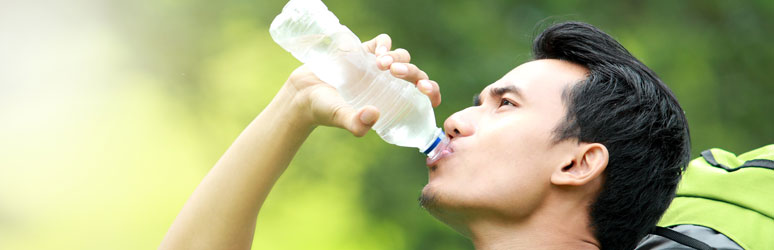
283, 34, 442, 137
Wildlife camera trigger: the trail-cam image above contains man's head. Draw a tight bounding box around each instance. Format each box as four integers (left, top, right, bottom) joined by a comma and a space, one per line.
421, 22, 691, 249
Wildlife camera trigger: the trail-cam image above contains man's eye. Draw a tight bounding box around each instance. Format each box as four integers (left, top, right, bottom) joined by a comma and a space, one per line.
499, 98, 516, 107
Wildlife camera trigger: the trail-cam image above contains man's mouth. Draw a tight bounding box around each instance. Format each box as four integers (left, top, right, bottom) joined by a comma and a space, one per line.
426, 143, 453, 167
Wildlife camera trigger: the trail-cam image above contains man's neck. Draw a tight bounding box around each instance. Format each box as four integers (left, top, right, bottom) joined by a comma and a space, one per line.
466, 198, 600, 250
469, 224, 599, 250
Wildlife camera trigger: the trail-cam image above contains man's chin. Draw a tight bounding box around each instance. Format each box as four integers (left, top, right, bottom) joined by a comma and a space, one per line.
419, 180, 458, 211
419, 185, 456, 221
418, 186, 474, 237
418, 185, 439, 211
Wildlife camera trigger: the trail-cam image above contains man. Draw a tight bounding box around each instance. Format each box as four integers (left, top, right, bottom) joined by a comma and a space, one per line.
160, 22, 691, 250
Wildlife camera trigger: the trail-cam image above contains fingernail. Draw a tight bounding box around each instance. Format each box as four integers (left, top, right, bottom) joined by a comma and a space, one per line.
360, 111, 377, 125
392, 63, 407, 75
418, 80, 432, 94
379, 55, 393, 68
375, 46, 387, 56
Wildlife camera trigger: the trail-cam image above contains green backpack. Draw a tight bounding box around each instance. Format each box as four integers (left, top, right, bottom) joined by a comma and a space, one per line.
654, 145, 774, 249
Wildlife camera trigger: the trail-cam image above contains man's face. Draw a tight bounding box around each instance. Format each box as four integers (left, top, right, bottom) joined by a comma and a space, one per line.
422, 59, 589, 228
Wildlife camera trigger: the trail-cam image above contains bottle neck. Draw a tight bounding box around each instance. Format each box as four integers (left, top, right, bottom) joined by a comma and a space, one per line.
422, 129, 449, 160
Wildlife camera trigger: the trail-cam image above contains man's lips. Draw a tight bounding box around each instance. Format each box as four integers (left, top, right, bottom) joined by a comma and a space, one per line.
426, 143, 454, 167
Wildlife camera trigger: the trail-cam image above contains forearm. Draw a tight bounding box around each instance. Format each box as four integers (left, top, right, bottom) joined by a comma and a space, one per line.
160, 85, 314, 250
159, 33, 437, 250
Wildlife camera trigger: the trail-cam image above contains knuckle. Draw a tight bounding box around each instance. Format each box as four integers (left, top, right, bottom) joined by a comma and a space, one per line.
329, 104, 345, 123
377, 34, 391, 46
377, 33, 391, 41
407, 63, 420, 74
287, 71, 306, 83
394, 48, 411, 61
418, 70, 429, 80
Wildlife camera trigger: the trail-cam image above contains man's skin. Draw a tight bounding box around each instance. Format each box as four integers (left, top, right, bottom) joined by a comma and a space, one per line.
425, 59, 605, 250
160, 34, 608, 250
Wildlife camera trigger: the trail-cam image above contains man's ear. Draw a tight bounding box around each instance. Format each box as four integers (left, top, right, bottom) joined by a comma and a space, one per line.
550, 143, 608, 186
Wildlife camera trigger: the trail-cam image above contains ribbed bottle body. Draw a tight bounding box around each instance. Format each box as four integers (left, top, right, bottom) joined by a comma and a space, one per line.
270, 0, 442, 151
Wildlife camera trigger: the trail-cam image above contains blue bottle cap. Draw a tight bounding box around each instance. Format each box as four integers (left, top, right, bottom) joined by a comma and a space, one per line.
423, 133, 444, 155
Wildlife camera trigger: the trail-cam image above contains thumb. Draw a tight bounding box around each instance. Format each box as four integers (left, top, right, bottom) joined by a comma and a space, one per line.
339, 105, 379, 137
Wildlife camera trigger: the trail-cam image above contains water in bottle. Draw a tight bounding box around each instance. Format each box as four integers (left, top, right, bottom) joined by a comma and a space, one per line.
269, 0, 448, 161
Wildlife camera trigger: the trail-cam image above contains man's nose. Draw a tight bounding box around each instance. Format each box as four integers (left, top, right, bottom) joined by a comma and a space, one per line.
443, 107, 476, 140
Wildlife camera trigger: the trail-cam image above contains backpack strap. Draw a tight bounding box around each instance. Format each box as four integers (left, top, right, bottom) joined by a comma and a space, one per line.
701, 149, 774, 171
651, 226, 715, 250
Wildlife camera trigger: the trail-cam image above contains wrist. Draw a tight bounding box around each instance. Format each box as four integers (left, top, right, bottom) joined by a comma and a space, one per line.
270, 81, 317, 133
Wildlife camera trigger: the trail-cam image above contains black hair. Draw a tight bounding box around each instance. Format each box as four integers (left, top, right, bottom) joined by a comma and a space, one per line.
532, 22, 691, 250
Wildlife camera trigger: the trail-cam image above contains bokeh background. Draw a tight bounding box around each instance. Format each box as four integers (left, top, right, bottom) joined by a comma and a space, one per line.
1, 0, 772, 249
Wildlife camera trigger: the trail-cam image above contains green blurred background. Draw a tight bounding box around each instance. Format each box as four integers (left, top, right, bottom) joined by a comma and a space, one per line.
1, 0, 772, 249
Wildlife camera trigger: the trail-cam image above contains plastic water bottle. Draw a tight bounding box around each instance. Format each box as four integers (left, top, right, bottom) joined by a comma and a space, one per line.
269, 0, 448, 160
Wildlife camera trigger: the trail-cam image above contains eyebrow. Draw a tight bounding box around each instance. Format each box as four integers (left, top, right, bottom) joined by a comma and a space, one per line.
473, 85, 523, 106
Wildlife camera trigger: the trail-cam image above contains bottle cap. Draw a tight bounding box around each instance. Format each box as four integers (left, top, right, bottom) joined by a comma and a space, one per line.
423, 133, 443, 155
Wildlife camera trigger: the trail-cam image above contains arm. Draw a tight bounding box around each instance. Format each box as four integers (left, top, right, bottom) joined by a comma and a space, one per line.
159, 34, 441, 250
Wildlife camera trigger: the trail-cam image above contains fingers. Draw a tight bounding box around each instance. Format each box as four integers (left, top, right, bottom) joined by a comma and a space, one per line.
388, 63, 441, 107
382, 55, 442, 108
418, 80, 442, 107
364, 34, 442, 108
390, 63, 428, 83
363, 34, 392, 56
376, 48, 411, 70
351, 106, 380, 137
331, 104, 380, 137
356, 105, 380, 131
